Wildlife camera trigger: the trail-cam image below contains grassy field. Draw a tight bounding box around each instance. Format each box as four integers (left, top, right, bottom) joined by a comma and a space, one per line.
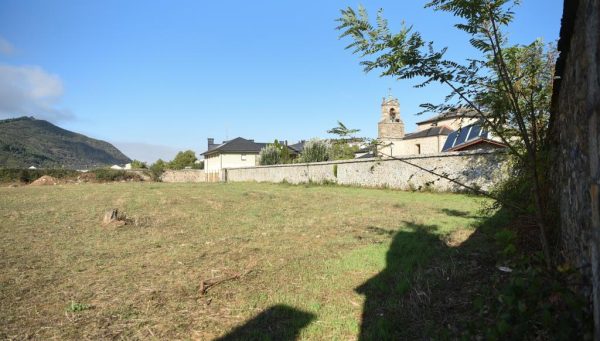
0, 182, 501, 340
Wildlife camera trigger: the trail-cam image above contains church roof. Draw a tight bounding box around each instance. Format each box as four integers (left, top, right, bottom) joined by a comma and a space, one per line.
403, 126, 454, 140
416, 108, 479, 125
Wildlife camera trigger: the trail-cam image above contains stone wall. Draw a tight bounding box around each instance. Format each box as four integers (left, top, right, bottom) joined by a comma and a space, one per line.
551, 0, 600, 329
160, 169, 206, 183
378, 122, 405, 140
225, 150, 507, 192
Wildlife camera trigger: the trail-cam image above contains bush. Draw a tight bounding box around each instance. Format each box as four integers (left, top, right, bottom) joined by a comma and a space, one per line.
91, 169, 139, 182
0, 169, 79, 183
329, 142, 359, 160
299, 139, 331, 163
192, 160, 204, 170
259, 144, 282, 165
480, 263, 592, 339
130, 160, 147, 169
149, 159, 167, 181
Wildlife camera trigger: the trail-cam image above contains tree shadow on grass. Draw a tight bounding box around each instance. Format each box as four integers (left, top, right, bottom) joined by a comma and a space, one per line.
214, 304, 315, 341
440, 208, 486, 220
356, 214, 508, 340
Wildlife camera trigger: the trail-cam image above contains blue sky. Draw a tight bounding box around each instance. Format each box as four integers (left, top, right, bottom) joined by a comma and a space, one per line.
0, 0, 563, 162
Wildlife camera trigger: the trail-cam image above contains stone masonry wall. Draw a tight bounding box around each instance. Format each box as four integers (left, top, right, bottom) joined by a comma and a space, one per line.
160, 169, 206, 183
225, 150, 506, 192
552, 0, 600, 323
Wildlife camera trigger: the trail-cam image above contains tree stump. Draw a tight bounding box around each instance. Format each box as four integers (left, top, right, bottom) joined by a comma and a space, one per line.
103, 209, 120, 225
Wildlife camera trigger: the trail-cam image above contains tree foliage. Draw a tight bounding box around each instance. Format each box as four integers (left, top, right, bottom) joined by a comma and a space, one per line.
337, 0, 556, 266
259, 144, 282, 165
327, 121, 360, 141
168, 150, 197, 170
149, 159, 167, 180
130, 160, 147, 169
259, 140, 293, 165
329, 143, 359, 160
327, 121, 362, 160
299, 139, 331, 163
193, 160, 204, 170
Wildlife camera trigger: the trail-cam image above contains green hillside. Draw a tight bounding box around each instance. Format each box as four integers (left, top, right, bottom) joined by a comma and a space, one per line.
0, 117, 131, 169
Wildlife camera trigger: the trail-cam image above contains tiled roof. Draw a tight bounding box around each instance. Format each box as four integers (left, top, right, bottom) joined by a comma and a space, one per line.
403, 126, 454, 140
416, 108, 479, 125
202, 137, 267, 156
288, 141, 305, 153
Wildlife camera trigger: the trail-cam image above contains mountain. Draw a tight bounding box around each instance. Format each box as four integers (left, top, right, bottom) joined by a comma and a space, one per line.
0, 116, 131, 169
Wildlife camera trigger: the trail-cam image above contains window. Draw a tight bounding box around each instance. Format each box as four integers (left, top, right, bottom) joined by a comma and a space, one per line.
416, 144, 421, 155
241, 154, 247, 161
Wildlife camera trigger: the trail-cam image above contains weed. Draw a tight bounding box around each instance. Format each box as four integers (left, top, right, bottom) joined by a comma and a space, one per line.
67, 302, 92, 312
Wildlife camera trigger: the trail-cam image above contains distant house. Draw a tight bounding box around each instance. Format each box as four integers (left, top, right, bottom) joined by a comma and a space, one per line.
288, 140, 306, 154
203, 137, 267, 173
202, 137, 303, 173
110, 165, 123, 170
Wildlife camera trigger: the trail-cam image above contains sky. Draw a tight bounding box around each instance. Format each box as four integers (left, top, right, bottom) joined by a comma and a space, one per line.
0, 0, 564, 163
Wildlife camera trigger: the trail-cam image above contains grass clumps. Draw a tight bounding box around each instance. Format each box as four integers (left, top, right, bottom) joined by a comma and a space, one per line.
4, 181, 580, 339
66, 302, 92, 313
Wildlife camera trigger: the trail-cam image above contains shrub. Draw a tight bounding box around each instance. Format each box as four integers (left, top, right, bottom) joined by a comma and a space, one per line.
259, 144, 282, 165
130, 160, 147, 169
329, 142, 359, 160
91, 169, 139, 182
299, 139, 331, 163
149, 159, 167, 181
192, 160, 204, 170
0, 169, 79, 183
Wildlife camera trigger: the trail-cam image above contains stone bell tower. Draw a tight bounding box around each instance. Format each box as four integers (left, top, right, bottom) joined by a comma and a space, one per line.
377, 92, 405, 139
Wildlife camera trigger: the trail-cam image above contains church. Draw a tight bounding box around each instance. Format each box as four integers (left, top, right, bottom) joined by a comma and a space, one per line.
375, 93, 506, 157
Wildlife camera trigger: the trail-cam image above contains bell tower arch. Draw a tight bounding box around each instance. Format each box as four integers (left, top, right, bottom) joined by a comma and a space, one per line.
378, 91, 405, 139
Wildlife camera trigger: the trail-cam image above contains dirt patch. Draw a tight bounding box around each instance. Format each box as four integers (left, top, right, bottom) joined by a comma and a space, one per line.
443, 228, 475, 247
30, 175, 59, 186
102, 208, 151, 228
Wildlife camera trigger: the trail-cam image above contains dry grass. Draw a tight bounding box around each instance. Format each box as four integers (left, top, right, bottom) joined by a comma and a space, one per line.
0, 182, 490, 340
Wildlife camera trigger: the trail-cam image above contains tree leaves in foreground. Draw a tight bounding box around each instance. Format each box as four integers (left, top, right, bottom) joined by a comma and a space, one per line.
337, 0, 556, 266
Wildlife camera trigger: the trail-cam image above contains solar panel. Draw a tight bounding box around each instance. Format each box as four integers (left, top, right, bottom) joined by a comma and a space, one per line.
442, 121, 495, 152
442, 131, 458, 151
467, 124, 481, 140
455, 126, 471, 145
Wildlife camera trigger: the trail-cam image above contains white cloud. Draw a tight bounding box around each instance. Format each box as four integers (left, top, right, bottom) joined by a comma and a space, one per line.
0, 36, 15, 55
0, 64, 74, 121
